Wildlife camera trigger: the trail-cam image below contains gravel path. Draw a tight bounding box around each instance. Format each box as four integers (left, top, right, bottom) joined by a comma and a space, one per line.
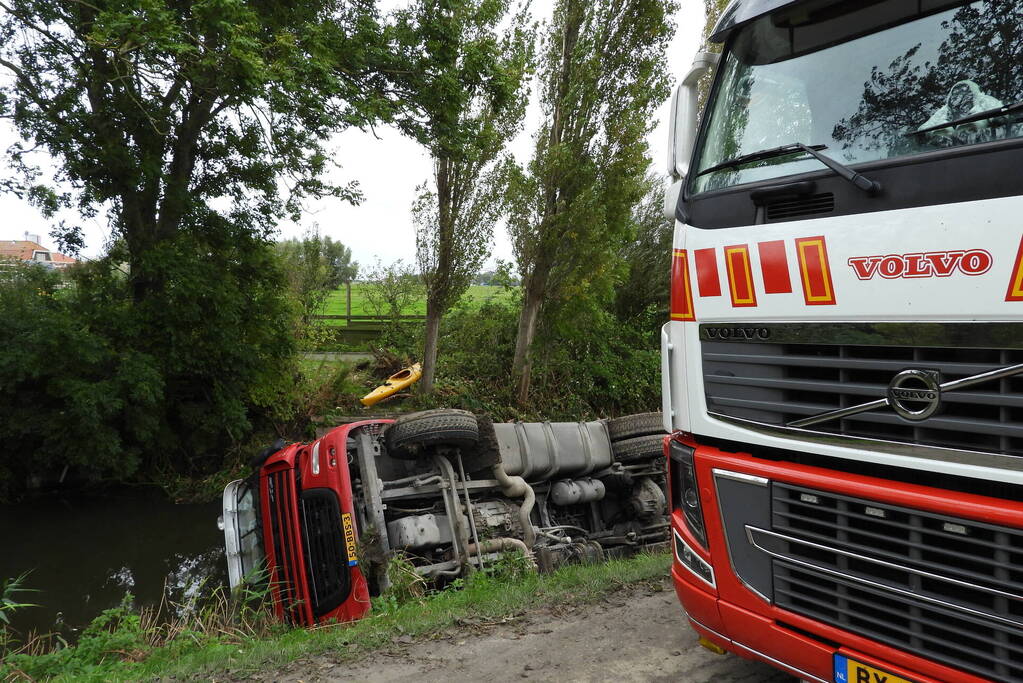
265, 578, 794, 683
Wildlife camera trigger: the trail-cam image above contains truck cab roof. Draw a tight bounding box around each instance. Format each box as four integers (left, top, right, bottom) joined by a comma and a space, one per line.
710, 0, 970, 44
710, 0, 805, 43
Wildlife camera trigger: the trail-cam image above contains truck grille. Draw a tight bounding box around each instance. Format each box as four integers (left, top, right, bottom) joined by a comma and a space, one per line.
266, 467, 310, 624
299, 489, 352, 617
702, 338, 1023, 458
765, 483, 1023, 683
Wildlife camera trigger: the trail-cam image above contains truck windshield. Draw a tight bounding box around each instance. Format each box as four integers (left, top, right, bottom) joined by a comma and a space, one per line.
692, 0, 1023, 194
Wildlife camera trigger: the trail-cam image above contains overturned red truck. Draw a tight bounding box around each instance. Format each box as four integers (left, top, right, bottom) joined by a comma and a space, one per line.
219, 410, 669, 625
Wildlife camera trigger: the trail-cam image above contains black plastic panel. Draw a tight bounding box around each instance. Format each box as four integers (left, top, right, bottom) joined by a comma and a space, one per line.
683, 138, 1023, 229
299, 488, 352, 617
714, 474, 773, 598
703, 339, 1023, 458
767, 483, 1023, 682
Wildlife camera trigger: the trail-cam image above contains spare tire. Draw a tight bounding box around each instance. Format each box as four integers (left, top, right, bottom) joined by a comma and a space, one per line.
606, 412, 665, 442
384, 409, 479, 460
612, 433, 666, 464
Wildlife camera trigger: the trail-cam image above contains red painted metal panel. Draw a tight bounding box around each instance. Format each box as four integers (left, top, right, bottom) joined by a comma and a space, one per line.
667, 433, 1020, 683
795, 236, 837, 305
724, 244, 757, 307
1005, 235, 1023, 301
757, 240, 792, 294
671, 249, 696, 321
694, 247, 722, 297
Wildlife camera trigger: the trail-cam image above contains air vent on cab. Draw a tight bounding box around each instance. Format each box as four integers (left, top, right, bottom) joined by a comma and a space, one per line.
765, 192, 834, 221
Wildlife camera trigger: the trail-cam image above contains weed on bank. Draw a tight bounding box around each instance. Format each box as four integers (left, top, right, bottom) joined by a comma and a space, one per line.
1, 552, 670, 682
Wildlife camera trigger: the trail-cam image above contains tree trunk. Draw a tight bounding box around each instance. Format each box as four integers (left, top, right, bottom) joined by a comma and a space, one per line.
512, 270, 547, 405
420, 158, 454, 394
421, 300, 442, 393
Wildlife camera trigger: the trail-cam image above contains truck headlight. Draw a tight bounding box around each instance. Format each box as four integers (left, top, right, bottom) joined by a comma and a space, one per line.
669, 440, 708, 549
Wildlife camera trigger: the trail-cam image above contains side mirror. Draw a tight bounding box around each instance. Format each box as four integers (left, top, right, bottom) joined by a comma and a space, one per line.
666, 51, 719, 182
662, 179, 683, 220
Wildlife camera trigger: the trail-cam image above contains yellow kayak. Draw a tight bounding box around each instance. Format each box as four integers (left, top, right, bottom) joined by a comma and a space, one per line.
361, 363, 422, 407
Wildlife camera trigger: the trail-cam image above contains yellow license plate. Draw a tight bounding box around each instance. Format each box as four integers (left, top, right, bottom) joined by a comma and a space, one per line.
835, 654, 916, 683
341, 512, 358, 567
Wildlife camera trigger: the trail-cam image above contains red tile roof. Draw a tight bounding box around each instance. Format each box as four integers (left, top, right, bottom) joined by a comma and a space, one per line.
0, 240, 77, 267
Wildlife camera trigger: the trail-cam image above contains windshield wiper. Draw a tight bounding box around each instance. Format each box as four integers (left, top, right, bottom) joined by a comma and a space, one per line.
698, 142, 882, 195
909, 98, 1023, 137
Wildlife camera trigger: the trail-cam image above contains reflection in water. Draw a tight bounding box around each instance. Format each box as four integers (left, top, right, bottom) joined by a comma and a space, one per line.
0, 489, 226, 639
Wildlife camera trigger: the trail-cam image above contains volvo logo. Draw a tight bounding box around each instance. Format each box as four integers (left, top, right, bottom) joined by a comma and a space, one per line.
886, 369, 942, 422
705, 326, 771, 340
789, 360, 1023, 430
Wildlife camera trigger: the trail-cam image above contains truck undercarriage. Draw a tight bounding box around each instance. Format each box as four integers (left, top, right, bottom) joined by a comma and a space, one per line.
220, 410, 670, 624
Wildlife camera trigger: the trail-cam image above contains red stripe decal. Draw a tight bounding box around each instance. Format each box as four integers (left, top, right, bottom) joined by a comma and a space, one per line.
724, 244, 757, 308
758, 240, 792, 294
795, 236, 837, 306
671, 249, 696, 321
694, 248, 721, 297
1005, 236, 1023, 301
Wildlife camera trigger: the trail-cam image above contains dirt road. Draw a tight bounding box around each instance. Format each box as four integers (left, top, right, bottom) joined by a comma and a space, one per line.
266, 578, 794, 683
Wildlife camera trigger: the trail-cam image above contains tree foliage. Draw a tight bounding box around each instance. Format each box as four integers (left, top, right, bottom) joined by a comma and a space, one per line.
395, 0, 534, 392
507, 0, 676, 404
0, 0, 394, 277
0, 1, 401, 489
361, 259, 425, 323
614, 175, 672, 324
276, 229, 358, 324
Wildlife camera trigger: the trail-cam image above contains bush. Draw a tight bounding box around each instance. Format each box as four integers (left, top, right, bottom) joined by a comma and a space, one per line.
0, 226, 299, 499
403, 294, 660, 421
0, 264, 162, 497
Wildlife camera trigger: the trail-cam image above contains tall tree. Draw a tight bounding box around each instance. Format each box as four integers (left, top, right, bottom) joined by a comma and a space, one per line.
393, 0, 533, 393
507, 0, 675, 404
0, 1, 398, 474
697, 0, 730, 110
614, 175, 673, 323
0, 0, 393, 299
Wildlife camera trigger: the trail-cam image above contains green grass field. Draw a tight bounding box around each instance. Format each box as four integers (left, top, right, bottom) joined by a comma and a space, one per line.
316, 284, 516, 326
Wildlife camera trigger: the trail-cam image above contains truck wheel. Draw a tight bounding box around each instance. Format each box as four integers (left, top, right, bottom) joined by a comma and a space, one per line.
385, 409, 479, 460
612, 433, 665, 464
606, 412, 664, 442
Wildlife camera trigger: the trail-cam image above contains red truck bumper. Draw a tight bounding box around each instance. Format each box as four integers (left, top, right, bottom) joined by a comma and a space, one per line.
668, 436, 1022, 683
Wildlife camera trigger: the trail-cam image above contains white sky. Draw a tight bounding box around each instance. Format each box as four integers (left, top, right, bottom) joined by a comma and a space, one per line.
0, 1, 704, 268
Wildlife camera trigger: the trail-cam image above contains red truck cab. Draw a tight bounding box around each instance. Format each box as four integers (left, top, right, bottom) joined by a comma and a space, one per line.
222, 421, 391, 626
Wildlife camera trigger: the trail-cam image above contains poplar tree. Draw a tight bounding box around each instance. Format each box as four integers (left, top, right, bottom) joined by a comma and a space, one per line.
394, 0, 533, 393
507, 0, 676, 405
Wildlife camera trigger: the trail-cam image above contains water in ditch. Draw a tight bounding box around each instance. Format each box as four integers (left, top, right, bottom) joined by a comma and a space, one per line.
0, 488, 227, 641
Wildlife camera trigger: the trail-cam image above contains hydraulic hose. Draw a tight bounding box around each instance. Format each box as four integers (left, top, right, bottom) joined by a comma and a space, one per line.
490, 463, 537, 547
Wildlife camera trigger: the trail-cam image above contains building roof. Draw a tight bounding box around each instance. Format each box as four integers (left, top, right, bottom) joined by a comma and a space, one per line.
0, 240, 44, 260
0, 240, 77, 267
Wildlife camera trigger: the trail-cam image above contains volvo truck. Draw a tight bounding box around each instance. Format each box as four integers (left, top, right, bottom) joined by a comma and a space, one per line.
662, 1, 1023, 682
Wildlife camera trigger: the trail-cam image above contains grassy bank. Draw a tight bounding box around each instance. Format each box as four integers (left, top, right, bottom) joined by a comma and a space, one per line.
2, 552, 671, 682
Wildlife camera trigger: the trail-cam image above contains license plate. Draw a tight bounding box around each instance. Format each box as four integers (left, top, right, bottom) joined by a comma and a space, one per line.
834, 654, 916, 683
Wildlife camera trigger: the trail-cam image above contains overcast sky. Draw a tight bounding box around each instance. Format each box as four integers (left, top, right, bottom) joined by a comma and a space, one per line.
0, 1, 704, 268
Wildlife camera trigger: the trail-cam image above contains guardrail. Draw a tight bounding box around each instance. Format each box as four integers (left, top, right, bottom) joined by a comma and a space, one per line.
312, 315, 427, 322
